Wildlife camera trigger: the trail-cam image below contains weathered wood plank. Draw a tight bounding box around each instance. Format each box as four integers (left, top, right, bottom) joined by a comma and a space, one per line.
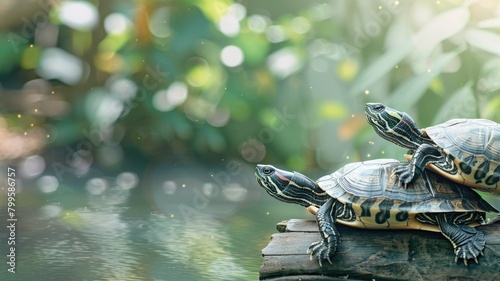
276, 219, 319, 233
260, 219, 500, 281
261, 274, 366, 281
262, 233, 319, 256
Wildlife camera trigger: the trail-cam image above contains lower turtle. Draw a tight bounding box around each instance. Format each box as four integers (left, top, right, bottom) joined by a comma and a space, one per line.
255, 159, 498, 266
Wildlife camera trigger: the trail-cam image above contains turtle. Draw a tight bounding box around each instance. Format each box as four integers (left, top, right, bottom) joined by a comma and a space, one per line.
255, 159, 498, 266
364, 102, 500, 194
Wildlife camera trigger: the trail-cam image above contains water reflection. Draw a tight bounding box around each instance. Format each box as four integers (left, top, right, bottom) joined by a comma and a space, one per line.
145, 213, 248, 280
39, 204, 63, 219
72, 205, 138, 279
0, 163, 308, 281
27, 181, 143, 280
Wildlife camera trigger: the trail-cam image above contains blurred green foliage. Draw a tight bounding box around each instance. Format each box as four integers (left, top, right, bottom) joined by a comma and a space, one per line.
0, 0, 499, 173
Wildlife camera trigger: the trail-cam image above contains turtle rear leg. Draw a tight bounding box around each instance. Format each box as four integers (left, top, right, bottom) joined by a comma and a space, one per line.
308, 198, 340, 266
435, 213, 486, 265
395, 143, 446, 184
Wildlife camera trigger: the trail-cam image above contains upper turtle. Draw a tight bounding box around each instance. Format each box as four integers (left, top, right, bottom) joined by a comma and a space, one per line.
365, 102, 500, 194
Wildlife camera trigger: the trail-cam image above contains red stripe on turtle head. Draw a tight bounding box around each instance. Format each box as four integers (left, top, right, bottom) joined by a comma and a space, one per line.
275, 171, 291, 183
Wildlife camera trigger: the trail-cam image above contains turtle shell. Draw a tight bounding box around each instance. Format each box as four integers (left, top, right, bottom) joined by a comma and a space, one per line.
316, 159, 497, 231
422, 119, 500, 192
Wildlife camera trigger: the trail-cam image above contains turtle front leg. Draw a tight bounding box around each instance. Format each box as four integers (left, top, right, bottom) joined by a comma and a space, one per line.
308, 198, 340, 266
436, 213, 486, 265
395, 143, 445, 185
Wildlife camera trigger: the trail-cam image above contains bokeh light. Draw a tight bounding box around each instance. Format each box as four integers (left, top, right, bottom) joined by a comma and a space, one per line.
108, 77, 138, 101
266, 25, 287, 43
217, 3, 246, 37
153, 81, 188, 112
104, 13, 131, 35
222, 183, 247, 202
116, 172, 139, 189
207, 108, 231, 127
220, 45, 244, 67
58, 1, 99, 30
86, 178, 108, 195
247, 15, 269, 33
267, 48, 301, 78
148, 7, 171, 38
19, 155, 46, 178
227, 3, 247, 21
36, 48, 84, 85
162, 181, 177, 195
186, 57, 212, 87
218, 14, 240, 37
36, 175, 59, 193
85, 89, 125, 126
291, 17, 311, 34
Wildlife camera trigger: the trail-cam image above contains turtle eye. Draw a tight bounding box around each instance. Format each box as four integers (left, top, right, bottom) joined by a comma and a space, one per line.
372, 104, 385, 111
262, 166, 274, 175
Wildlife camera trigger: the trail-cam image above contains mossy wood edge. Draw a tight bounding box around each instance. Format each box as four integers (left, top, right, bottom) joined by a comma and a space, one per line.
260, 219, 500, 281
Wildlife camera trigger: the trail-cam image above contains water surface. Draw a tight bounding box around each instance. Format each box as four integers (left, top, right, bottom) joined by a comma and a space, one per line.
0, 162, 310, 281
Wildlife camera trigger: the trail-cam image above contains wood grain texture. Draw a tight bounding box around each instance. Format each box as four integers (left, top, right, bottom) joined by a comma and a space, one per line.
260, 219, 500, 281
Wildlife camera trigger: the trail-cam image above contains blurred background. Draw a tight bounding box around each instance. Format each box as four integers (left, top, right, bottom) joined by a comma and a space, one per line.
0, 0, 499, 280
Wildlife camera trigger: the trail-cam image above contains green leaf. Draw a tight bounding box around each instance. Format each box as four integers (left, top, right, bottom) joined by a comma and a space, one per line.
412, 7, 469, 53
477, 57, 500, 93
432, 81, 477, 124
386, 47, 465, 111
465, 29, 500, 56
349, 6, 470, 97
483, 95, 500, 121
349, 42, 412, 96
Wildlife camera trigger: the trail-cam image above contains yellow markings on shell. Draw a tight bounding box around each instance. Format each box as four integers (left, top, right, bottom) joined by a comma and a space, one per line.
334, 210, 442, 232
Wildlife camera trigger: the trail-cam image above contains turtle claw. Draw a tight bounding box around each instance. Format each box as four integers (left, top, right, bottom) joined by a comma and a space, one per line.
397, 171, 413, 187
452, 230, 485, 265
393, 165, 413, 188
307, 239, 336, 266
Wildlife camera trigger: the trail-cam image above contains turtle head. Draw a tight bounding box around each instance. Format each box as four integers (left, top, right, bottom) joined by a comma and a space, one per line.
365, 103, 426, 149
255, 164, 328, 208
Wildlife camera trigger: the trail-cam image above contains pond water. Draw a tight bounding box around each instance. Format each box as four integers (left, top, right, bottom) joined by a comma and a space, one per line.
0, 161, 311, 281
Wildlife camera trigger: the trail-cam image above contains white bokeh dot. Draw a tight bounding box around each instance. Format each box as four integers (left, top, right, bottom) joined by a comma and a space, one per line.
36, 175, 59, 193
220, 45, 244, 67
153, 82, 188, 112
218, 15, 240, 37
59, 1, 98, 30
104, 13, 131, 35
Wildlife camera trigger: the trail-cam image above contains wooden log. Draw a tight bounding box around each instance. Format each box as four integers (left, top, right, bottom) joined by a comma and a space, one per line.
260, 219, 500, 281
